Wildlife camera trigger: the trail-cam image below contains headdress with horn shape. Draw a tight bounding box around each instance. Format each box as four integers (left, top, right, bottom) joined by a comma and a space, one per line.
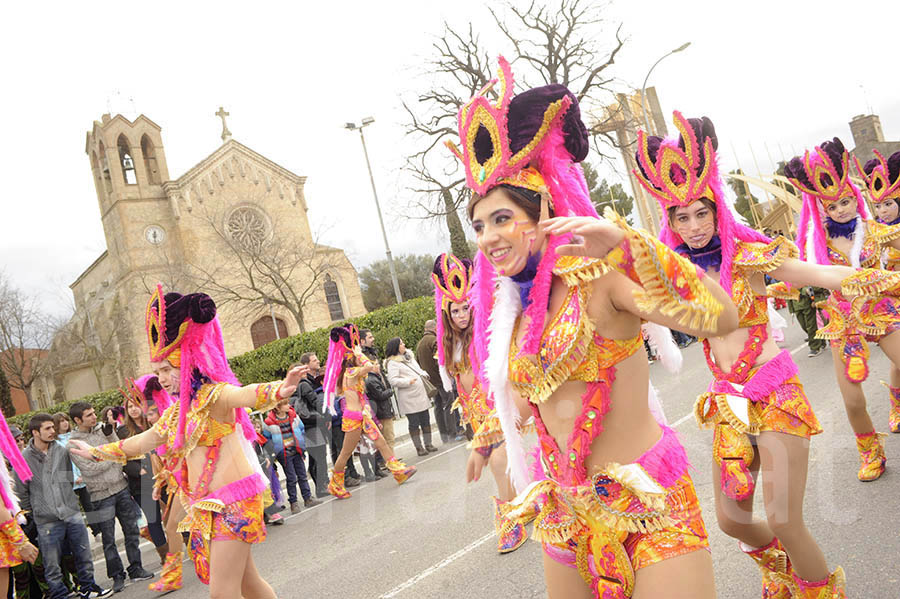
119, 374, 173, 415
634, 111, 770, 296
431, 254, 478, 377
784, 138, 867, 264
855, 150, 900, 206
145, 284, 255, 451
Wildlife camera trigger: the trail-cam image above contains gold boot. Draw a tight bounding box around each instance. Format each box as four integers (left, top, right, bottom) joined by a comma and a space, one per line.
790, 567, 847, 598
386, 457, 417, 484
328, 469, 351, 499
148, 551, 182, 593
855, 431, 886, 481
492, 497, 527, 554
740, 537, 793, 598
884, 382, 900, 433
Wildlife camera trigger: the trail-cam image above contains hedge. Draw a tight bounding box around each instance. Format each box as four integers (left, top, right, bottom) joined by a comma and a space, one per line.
5, 294, 438, 431
229, 295, 436, 383
8, 389, 123, 432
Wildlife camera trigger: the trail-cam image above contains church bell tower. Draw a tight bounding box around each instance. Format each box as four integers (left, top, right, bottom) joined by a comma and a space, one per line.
85, 114, 178, 277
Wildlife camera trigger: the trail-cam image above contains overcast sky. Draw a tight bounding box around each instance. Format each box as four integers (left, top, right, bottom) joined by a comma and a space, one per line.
3, 1, 898, 315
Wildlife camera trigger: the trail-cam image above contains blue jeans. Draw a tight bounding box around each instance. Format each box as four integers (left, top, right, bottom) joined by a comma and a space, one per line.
277, 451, 312, 504
37, 513, 95, 599
91, 487, 143, 579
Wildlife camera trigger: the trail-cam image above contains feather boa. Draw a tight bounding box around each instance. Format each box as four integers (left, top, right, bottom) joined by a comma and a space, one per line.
0, 457, 24, 524
484, 276, 531, 493
644, 323, 682, 374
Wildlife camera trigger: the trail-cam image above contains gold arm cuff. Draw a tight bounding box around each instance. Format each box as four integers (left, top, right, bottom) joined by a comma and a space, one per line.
603, 208, 723, 333
254, 381, 285, 412
840, 268, 900, 297
0, 517, 28, 549
89, 439, 130, 464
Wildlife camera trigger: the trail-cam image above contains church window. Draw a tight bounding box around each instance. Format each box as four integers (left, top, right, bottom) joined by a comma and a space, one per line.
98, 142, 112, 192
251, 315, 288, 349
226, 206, 270, 250
141, 135, 160, 184
117, 135, 137, 185
324, 274, 344, 321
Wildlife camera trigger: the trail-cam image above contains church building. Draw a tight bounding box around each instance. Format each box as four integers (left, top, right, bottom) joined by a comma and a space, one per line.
43, 111, 365, 404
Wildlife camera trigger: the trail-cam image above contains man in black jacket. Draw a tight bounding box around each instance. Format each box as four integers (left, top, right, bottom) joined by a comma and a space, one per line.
291, 352, 359, 494
365, 361, 396, 450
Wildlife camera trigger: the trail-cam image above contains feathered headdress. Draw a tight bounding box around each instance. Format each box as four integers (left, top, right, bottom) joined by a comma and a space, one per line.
145, 284, 254, 451
0, 408, 31, 522
855, 150, 900, 206
119, 374, 173, 414
432, 254, 479, 388
448, 57, 598, 492
321, 324, 360, 415
784, 138, 867, 265
634, 111, 770, 295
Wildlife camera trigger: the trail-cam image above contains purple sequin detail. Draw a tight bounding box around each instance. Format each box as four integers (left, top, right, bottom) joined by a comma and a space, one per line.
676, 235, 722, 271
511, 253, 541, 309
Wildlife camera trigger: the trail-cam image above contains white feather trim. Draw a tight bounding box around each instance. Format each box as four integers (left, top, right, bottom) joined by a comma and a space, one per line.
647, 382, 668, 425
767, 298, 787, 331
484, 276, 531, 493
439, 364, 454, 394
850, 216, 865, 269
644, 323, 682, 374
0, 454, 24, 524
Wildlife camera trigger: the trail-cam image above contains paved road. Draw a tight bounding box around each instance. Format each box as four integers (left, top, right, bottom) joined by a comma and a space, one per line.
100, 313, 900, 598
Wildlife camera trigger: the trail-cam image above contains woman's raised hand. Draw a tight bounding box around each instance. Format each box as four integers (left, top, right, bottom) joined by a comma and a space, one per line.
541, 216, 625, 259
279, 364, 309, 399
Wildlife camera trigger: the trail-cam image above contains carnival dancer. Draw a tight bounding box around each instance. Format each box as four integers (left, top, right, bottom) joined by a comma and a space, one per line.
855, 150, 900, 434
69, 285, 305, 599
118, 374, 186, 593
449, 56, 740, 598
0, 408, 39, 595
118, 376, 172, 566
636, 114, 874, 598
324, 324, 417, 499
785, 140, 900, 477
431, 253, 527, 554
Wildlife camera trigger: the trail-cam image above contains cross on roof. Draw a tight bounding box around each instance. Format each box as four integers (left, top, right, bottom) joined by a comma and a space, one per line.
216, 106, 232, 142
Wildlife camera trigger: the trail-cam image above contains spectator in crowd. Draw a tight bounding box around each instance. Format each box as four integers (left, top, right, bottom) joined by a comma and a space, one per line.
68, 402, 153, 593
385, 337, 437, 456
51, 414, 99, 538
117, 385, 169, 565
252, 419, 284, 526
264, 399, 322, 513
365, 360, 395, 450
10, 426, 25, 451
788, 286, 830, 357
415, 320, 457, 444
359, 329, 378, 362
291, 352, 330, 498
13, 413, 111, 599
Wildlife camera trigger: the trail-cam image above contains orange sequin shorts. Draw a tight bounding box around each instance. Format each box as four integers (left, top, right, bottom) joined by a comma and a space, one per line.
342, 405, 380, 441
211, 492, 268, 543
541, 474, 709, 581
0, 536, 23, 568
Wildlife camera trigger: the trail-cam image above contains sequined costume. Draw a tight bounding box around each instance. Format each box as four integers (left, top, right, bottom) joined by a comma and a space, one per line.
87, 285, 286, 587
432, 253, 528, 553
499, 250, 715, 596
639, 112, 846, 597
855, 150, 900, 272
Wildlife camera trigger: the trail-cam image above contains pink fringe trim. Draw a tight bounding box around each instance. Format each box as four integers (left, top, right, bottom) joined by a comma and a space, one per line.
528, 444, 548, 482
0, 410, 31, 485
709, 350, 797, 400
322, 336, 346, 414
635, 425, 689, 489
203, 473, 267, 504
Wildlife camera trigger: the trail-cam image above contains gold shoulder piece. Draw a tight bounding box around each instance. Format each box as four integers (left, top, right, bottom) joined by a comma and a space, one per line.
553, 255, 609, 287
867, 220, 900, 247
841, 268, 900, 297
732, 236, 798, 273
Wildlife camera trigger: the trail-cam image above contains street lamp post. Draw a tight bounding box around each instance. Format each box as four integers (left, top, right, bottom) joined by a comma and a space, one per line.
640, 42, 691, 134
345, 117, 403, 305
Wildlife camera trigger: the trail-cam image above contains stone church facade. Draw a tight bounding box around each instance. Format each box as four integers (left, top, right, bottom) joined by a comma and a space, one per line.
42, 113, 365, 404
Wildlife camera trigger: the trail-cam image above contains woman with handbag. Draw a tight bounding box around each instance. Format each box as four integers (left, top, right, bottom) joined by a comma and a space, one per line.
385, 338, 438, 456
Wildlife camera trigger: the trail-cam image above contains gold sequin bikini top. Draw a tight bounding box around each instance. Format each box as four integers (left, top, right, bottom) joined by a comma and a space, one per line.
507, 257, 642, 404
826, 220, 900, 268
153, 383, 235, 456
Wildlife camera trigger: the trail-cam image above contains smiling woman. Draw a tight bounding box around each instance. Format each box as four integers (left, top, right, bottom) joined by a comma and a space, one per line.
449, 56, 741, 599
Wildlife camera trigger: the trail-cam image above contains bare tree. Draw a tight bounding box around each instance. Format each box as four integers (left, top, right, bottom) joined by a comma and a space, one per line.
48, 294, 127, 394
402, 0, 628, 247
0, 275, 54, 410
188, 200, 343, 334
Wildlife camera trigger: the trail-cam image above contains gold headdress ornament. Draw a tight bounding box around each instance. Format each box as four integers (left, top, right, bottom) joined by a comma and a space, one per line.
432, 254, 473, 313
854, 150, 900, 205
445, 56, 572, 196
632, 111, 717, 214
145, 284, 187, 365
786, 143, 855, 209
